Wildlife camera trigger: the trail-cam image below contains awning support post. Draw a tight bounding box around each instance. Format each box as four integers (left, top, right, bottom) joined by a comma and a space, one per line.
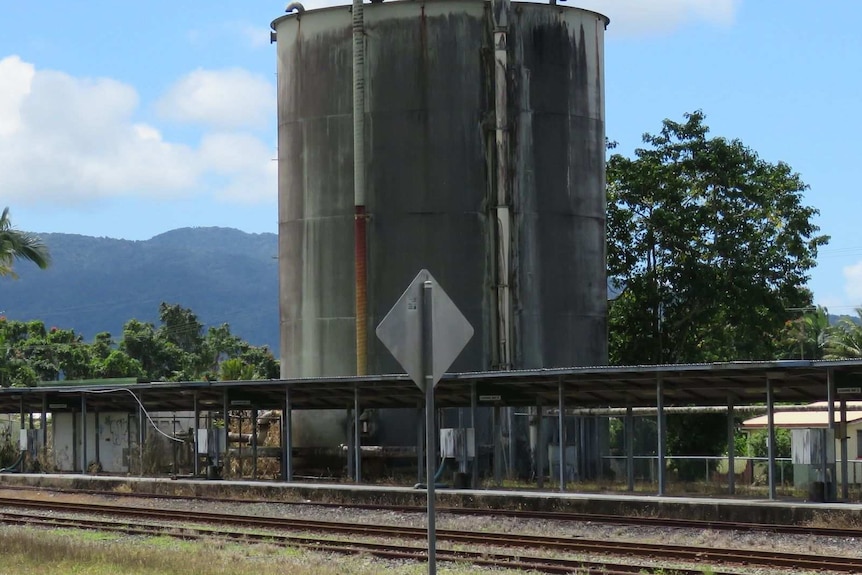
557, 379, 566, 492
81, 394, 87, 475
656, 376, 666, 496
840, 397, 849, 500
766, 376, 777, 500
471, 382, 478, 489
193, 392, 200, 477
727, 395, 736, 495
625, 403, 634, 492
353, 385, 361, 483
283, 385, 293, 481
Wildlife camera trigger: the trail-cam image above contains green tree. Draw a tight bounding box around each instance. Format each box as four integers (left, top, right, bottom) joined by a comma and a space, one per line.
777, 306, 831, 360
120, 319, 180, 381
202, 323, 248, 376
745, 428, 791, 458
219, 357, 256, 381
824, 309, 862, 359
607, 111, 828, 364
0, 207, 51, 277
158, 302, 204, 356
95, 349, 145, 379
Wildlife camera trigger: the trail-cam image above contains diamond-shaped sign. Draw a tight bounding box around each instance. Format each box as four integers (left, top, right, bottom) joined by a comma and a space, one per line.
376, 269, 473, 391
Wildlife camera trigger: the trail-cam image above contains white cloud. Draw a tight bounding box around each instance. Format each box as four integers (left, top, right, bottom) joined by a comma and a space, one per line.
843, 261, 862, 303
186, 22, 274, 50
0, 55, 275, 206
570, 0, 740, 37
200, 132, 278, 203
156, 68, 274, 129
236, 24, 273, 49
0, 56, 34, 136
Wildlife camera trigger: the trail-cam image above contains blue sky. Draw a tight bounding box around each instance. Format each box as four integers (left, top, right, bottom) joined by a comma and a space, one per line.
1, 0, 860, 313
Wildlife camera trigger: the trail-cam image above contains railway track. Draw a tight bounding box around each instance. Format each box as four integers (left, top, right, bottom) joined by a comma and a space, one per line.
0, 510, 728, 575
3, 483, 861, 539
0, 495, 859, 573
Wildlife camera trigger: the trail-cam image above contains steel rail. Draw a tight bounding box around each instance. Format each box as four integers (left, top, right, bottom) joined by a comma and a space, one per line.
0, 511, 727, 575
0, 496, 858, 572
3, 483, 861, 539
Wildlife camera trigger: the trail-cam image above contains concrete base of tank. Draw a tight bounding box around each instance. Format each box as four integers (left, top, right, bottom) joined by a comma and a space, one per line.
1, 472, 857, 527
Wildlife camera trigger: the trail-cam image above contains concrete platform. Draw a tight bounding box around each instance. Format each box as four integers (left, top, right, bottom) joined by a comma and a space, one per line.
1, 472, 860, 526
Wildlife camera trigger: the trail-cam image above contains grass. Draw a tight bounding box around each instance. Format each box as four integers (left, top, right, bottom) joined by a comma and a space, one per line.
0, 526, 528, 575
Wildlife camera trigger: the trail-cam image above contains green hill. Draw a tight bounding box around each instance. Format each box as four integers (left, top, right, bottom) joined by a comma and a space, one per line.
0, 227, 279, 351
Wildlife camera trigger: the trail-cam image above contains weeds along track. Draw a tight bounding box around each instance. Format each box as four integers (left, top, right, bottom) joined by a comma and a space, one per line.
3, 483, 862, 539
0, 496, 859, 573
0, 509, 722, 575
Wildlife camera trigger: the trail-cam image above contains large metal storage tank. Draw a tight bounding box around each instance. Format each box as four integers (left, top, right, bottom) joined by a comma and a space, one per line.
273, 0, 608, 450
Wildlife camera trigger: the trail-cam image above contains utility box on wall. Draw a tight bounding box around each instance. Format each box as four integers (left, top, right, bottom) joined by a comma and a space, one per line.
440, 428, 475, 460
792, 428, 835, 464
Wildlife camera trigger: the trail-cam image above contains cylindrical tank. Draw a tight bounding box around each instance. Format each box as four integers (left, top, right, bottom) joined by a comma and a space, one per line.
274, 0, 607, 449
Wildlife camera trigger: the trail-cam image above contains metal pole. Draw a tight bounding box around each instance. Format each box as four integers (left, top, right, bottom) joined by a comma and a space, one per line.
41, 394, 47, 463
506, 407, 515, 479
493, 405, 502, 486
172, 412, 178, 475
470, 382, 478, 489
826, 371, 835, 502
656, 376, 666, 496
593, 415, 601, 480
346, 406, 354, 480
19, 396, 25, 470
238, 411, 244, 477
458, 407, 465, 474
94, 409, 100, 471
840, 398, 849, 500
536, 403, 544, 489
252, 407, 259, 480
766, 378, 776, 500
81, 394, 87, 474
558, 379, 565, 492
422, 280, 437, 575
417, 401, 425, 484
492, 0, 512, 372
222, 388, 229, 476
354, 386, 361, 482
284, 386, 293, 481
625, 405, 634, 492
727, 395, 735, 495
193, 392, 200, 477
138, 392, 144, 477
72, 411, 77, 473
352, 0, 368, 377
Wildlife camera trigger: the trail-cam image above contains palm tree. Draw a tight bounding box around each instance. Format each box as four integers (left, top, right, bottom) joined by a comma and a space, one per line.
0, 207, 51, 278
778, 306, 831, 360
824, 309, 862, 359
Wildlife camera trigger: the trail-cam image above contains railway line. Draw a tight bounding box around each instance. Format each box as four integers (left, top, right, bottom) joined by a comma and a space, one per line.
0, 494, 859, 573
0, 510, 730, 575
4, 483, 861, 539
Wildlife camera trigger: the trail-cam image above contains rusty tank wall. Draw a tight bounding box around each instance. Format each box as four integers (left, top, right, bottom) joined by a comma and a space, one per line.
274, 0, 607, 449
508, 6, 607, 368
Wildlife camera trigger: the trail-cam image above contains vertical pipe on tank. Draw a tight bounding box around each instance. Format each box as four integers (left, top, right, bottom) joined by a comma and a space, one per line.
353, 0, 368, 376
491, 0, 512, 371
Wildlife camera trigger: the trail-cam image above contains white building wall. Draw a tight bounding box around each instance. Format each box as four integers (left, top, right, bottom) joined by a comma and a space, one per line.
52, 412, 134, 473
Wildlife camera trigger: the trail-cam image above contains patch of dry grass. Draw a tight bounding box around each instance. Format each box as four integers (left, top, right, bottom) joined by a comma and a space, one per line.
0, 526, 526, 575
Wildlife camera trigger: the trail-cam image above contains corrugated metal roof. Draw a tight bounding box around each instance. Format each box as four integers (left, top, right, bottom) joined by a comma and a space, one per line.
2, 359, 862, 413
742, 402, 862, 429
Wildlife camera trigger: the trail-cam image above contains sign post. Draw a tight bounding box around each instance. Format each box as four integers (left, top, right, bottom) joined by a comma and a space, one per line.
377, 270, 473, 575
421, 280, 436, 574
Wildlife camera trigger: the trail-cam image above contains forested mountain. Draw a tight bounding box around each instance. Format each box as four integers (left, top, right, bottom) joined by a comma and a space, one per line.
0, 228, 279, 351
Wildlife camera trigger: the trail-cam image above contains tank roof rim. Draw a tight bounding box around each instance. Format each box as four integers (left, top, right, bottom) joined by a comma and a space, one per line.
271, 0, 609, 32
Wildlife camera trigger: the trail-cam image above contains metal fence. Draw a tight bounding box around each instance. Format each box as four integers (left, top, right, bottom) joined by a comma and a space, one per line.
603, 455, 794, 486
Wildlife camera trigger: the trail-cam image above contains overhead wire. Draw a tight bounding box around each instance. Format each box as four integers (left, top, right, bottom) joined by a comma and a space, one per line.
54, 387, 185, 444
